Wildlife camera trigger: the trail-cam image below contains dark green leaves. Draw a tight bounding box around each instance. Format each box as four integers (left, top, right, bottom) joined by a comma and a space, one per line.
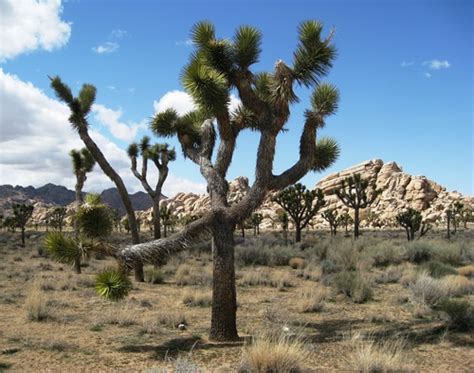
151, 108, 179, 137
78, 84, 96, 115
233, 25, 262, 69
44, 232, 80, 265
95, 267, 132, 301
311, 83, 339, 116
191, 21, 215, 47
312, 137, 340, 172
293, 20, 336, 87
127, 143, 139, 158
50, 76, 73, 104
70, 148, 95, 174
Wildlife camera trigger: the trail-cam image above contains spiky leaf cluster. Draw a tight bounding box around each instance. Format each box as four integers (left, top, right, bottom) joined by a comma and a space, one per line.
70, 147, 96, 174
76, 194, 113, 239
322, 208, 343, 230
396, 208, 422, 232
128, 136, 176, 164
44, 232, 80, 264
50, 76, 97, 130
335, 174, 380, 209
95, 267, 132, 301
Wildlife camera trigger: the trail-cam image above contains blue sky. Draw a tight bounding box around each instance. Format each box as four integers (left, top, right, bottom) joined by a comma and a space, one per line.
0, 0, 472, 196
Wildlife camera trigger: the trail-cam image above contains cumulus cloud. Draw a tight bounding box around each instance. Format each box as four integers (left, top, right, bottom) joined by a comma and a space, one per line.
92, 104, 146, 142
0, 0, 71, 61
92, 41, 119, 54
423, 59, 451, 70
153, 90, 241, 116
0, 69, 205, 196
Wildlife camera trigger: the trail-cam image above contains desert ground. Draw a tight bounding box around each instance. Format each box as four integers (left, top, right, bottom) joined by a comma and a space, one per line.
0, 228, 473, 372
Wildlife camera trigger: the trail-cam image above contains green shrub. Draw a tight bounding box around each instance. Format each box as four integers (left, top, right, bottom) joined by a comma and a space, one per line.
327, 240, 361, 271
422, 261, 457, 279
333, 271, 373, 303
365, 242, 405, 267
406, 242, 434, 264
439, 299, 474, 331
270, 245, 294, 266
95, 267, 132, 301
236, 245, 271, 266
145, 268, 165, 284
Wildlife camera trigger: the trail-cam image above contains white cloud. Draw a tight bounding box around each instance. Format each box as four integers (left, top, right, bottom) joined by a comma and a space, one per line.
175, 39, 194, 47
424, 72, 432, 79
423, 59, 451, 70
0, 0, 71, 61
401, 61, 414, 67
153, 90, 241, 116
0, 69, 206, 196
110, 29, 127, 39
92, 104, 146, 142
92, 41, 119, 54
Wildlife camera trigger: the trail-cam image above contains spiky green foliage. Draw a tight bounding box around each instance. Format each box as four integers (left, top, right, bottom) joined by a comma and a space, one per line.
311, 83, 339, 116
322, 208, 342, 236
312, 137, 340, 171
50, 75, 74, 104
396, 208, 423, 241
293, 20, 336, 87
44, 232, 80, 264
70, 148, 96, 174
233, 25, 262, 69
95, 268, 132, 301
191, 21, 215, 47
76, 195, 113, 239
127, 143, 139, 158
12, 203, 34, 229
78, 84, 96, 115
274, 184, 325, 242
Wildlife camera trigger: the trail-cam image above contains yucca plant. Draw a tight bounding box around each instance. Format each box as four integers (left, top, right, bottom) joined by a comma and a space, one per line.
44, 231, 81, 265
95, 267, 132, 301
76, 194, 113, 240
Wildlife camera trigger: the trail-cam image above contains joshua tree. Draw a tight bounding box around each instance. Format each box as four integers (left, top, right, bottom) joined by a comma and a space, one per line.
452, 201, 464, 233
50, 78, 141, 247
128, 136, 176, 239
321, 208, 341, 236
459, 205, 473, 229
396, 208, 431, 241
3, 216, 17, 232
251, 213, 263, 236
114, 20, 339, 341
274, 184, 325, 242
446, 207, 454, 239
49, 207, 67, 232
159, 205, 173, 238
44, 194, 113, 273
12, 203, 34, 247
277, 210, 289, 244
340, 212, 353, 236
334, 173, 380, 238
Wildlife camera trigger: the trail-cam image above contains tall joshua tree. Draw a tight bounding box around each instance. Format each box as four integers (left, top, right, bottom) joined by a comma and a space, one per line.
127, 136, 176, 239
50, 78, 141, 247
13, 203, 34, 247
335, 173, 380, 238
116, 21, 339, 341
274, 183, 325, 242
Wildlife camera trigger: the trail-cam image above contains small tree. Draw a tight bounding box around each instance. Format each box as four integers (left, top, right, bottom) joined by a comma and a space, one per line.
334, 173, 380, 238
446, 207, 454, 240
251, 213, 263, 236
49, 207, 67, 232
128, 136, 176, 239
159, 205, 173, 238
276, 211, 289, 244
339, 211, 353, 236
321, 208, 341, 236
12, 203, 34, 247
396, 208, 431, 241
452, 202, 464, 233
274, 183, 325, 242
459, 205, 473, 229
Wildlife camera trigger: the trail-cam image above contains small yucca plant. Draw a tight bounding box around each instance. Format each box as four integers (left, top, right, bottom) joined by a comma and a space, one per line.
77, 194, 113, 239
95, 267, 132, 301
44, 232, 80, 264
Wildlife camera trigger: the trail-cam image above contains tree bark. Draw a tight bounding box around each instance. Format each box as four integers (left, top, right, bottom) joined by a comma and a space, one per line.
354, 208, 360, 239
21, 226, 25, 247
153, 197, 161, 240
295, 225, 302, 243
209, 220, 239, 341
74, 257, 81, 274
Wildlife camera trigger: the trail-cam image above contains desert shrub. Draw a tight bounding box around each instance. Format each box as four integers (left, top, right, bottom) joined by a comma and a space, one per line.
333, 271, 373, 303
364, 242, 405, 267
289, 257, 306, 269
422, 260, 457, 279
327, 240, 362, 271
239, 333, 310, 373
457, 264, 474, 278
174, 264, 212, 286
24, 287, 53, 321
273, 274, 295, 291
156, 311, 187, 328
432, 241, 467, 266
375, 265, 404, 284
95, 267, 132, 301
236, 245, 271, 266
347, 333, 406, 372
399, 263, 418, 287
405, 241, 434, 264
182, 290, 212, 307
144, 267, 165, 284
240, 269, 273, 287
271, 245, 295, 266
298, 287, 329, 313
296, 262, 321, 281
321, 259, 343, 276
103, 306, 137, 326
409, 272, 447, 306
438, 299, 474, 331
440, 275, 474, 297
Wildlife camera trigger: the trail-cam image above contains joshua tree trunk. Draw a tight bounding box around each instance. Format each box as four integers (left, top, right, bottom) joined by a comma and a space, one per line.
283, 228, 288, 245
153, 197, 161, 240
21, 226, 26, 247
295, 225, 302, 243
210, 219, 238, 341
354, 208, 360, 238
447, 215, 451, 240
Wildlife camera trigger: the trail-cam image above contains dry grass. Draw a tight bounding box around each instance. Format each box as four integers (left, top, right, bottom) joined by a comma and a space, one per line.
239, 333, 310, 372
297, 287, 329, 313
376, 265, 404, 284
347, 333, 406, 372
174, 263, 212, 286
409, 271, 447, 306
102, 305, 139, 326
289, 257, 306, 269
182, 289, 212, 307
457, 264, 474, 277
24, 286, 53, 321
296, 262, 321, 281
440, 275, 474, 297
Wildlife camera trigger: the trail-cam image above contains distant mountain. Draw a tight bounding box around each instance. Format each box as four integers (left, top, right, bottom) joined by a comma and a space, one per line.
0, 183, 163, 215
